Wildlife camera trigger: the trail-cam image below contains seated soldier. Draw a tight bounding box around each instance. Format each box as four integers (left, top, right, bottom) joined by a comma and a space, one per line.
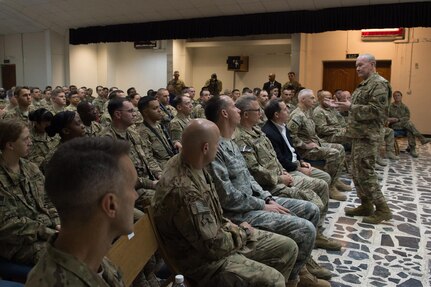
388, 90, 431, 157
100, 90, 126, 127
26, 137, 135, 286
28, 108, 58, 167
77, 101, 102, 137
281, 87, 297, 113
154, 119, 298, 287
0, 120, 59, 265
205, 95, 331, 286
64, 90, 81, 112
137, 96, 179, 169
288, 89, 348, 201
192, 88, 210, 119
2, 86, 32, 126
233, 95, 340, 251
46, 88, 66, 115
154, 88, 176, 131
169, 94, 192, 145
101, 98, 162, 209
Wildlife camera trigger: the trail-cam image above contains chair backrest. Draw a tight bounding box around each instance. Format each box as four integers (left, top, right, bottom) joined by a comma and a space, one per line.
107, 214, 158, 287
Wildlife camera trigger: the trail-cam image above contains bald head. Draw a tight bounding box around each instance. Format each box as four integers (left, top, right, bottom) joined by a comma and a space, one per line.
182, 119, 220, 168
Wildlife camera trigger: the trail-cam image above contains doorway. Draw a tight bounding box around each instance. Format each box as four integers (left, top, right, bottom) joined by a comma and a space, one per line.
323, 60, 391, 93
1, 64, 16, 90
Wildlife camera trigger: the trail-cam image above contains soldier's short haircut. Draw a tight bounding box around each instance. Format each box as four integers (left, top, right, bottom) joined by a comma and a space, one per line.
393, 90, 403, 97
359, 53, 376, 64
0, 119, 27, 150
51, 88, 63, 99
126, 87, 136, 95
265, 99, 283, 121
108, 97, 128, 117
30, 87, 40, 93
156, 88, 167, 96
200, 88, 209, 97
108, 89, 124, 100
45, 137, 130, 223
172, 94, 186, 109
13, 86, 29, 97
29, 108, 53, 123
205, 95, 229, 123
67, 89, 78, 98
235, 95, 257, 113
298, 89, 313, 101
138, 95, 157, 112
232, 89, 240, 94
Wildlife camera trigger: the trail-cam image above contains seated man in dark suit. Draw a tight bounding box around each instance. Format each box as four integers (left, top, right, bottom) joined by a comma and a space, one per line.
263, 73, 282, 95
262, 99, 350, 201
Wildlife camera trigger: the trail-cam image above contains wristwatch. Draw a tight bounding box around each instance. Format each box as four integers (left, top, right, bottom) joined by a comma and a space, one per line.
264, 196, 274, 204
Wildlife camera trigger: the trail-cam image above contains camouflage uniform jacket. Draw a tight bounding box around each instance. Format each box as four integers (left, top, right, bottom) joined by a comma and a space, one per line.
153, 154, 248, 284
65, 105, 77, 112
133, 107, 144, 127
312, 105, 346, 141
233, 126, 284, 189
167, 79, 186, 96
347, 72, 391, 141
46, 105, 65, 115
159, 104, 176, 130
209, 138, 271, 215
93, 97, 107, 116
388, 102, 410, 129
28, 128, 59, 167
169, 113, 190, 144
101, 125, 162, 189
31, 99, 47, 109
2, 106, 30, 125
287, 107, 322, 151
136, 121, 177, 169
0, 158, 59, 263
26, 235, 124, 287
192, 103, 206, 119
84, 121, 103, 137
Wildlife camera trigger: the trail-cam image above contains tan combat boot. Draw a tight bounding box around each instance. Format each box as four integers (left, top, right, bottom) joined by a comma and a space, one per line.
420, 137, 431, 145
335, 179, 352, 191
329, 186, 346, 201
306, 257, 332, 280
299, 266, 330, 287
345, 198, 374, 217
386, 151, 399, 160
410, 146, 418, 158
363, 198, 392, 224
376, 156, 387, 166
315, 230, 342, 251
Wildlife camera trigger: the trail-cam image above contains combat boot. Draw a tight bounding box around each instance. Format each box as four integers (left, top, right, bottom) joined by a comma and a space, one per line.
299, 266, 330, 287
345, 198, 374, 217
335, 179, 352, 191
315, 230, 342, 251
363, 198, 392, 224
329, 186, 346, 201
306, 257, 332, 280
421, 137, 431, 145
286, 278, 299, 287
376, 156, 387, 166
386, 151, 399, 160
410, 146, 418, 158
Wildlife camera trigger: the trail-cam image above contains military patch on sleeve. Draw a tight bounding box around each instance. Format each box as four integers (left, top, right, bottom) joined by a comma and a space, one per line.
239, 145, 253, 153
190, 200, 210, 215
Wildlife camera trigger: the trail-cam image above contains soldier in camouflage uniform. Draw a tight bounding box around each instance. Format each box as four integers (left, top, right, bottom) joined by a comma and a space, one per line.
28, 108, 59, 167
2, 86, 33, 126
77, 101, 103, 137
155, 88, 176, 131
169, 94, 192, 145
256, 89, 269, 127
46, 88, 66, 115
336, 54, 393, 224
388, 90, 431, 157
64, 90, 81, 112
154, 119, 298, 287
233, 95, 341, 252
101, 98, 162, 209
93, 85, 108, 116
30, 87, 47, 109
137, 96, 179, 170
288, 89, 348, 202
281, 87, 297, 113
0, 120, 59, 265
205, 95, 331, 286
192, 89, 210, 119
100, 90, 127, 127
26, 137, 134, 286
167, 71, 186, 96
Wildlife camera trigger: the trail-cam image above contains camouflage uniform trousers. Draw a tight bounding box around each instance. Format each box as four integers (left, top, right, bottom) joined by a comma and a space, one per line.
379, 127, 396, 154
301, 143, 345, 187
202, 229, 297, 287
392, 120, 425, 148
351, 138, 385, 204
225, 197, 319, 279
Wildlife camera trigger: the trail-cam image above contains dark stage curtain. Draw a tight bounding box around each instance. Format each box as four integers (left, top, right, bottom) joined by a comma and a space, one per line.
70, 2, 431, 45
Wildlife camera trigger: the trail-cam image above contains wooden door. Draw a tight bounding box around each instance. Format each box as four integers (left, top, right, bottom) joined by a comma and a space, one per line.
323, 60, 391, 94
1, 64, 16, 90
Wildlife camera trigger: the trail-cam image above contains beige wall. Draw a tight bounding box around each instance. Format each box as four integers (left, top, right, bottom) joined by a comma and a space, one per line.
300, 28, 431, 134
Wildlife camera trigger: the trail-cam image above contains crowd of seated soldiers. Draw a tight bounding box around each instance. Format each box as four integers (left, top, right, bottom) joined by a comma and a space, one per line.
0, 74, 429, 286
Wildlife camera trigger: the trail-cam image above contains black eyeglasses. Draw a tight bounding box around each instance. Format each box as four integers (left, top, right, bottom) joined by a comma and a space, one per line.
245, 108, 261, 112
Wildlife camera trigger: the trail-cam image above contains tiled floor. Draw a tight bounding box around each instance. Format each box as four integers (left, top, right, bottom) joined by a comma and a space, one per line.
315, 139, 431, 287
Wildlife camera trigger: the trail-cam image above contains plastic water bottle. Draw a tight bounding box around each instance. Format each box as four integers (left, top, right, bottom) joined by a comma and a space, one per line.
172, 274, 186, 287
